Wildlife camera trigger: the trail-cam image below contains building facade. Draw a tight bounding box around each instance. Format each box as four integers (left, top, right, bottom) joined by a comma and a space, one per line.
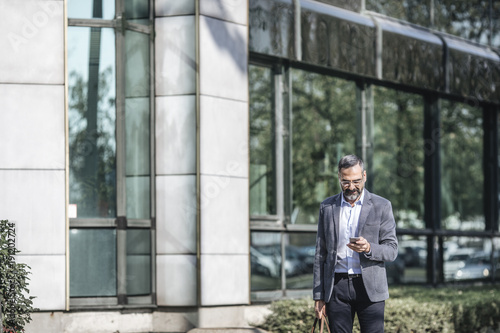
1, 0, 500, 332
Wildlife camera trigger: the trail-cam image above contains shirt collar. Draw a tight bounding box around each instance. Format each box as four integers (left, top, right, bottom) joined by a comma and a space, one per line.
341, 189, 365, 207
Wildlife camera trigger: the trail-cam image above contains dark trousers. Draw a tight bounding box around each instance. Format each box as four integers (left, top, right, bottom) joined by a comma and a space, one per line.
325, 274, 385, 333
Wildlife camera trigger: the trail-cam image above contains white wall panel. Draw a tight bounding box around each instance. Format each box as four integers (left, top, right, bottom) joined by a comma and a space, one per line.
156, 95, 196, 175
156, 254, 197, 306
18, 255, 66, 310
0, 170, 65, 255
200, 254, 249, 306
156, 175, 197, 254
200, 0, 248, 25
200, 95, 248, 178
199, 16, 248, 101
0, 84, 65, 170
155, 16, 196, 96
0, 0, 64, 84
200, 176, 249, 254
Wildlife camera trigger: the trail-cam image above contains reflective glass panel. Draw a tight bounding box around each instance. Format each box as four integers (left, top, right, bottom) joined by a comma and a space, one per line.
126, 229, 151, 295
68, 27, 117, 218
444, 237, 493, 282
396, 236, 427, 283
249, 65, 276, 216
365, 0, 430, 27
126, 0, 150, 25
372, 87, 425, 229
125, 30, 150, 219
70, 228, 117, 297
440, 100, 484, 230
285, 233, 316, 289
250, 232, 281, 291
434, 1, 494, 46
68, 0, 115, 20
291, 69, 356, 224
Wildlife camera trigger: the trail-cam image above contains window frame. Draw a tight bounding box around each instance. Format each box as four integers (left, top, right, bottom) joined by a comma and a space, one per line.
67, 0, 156, 309
249, 53, 500, 300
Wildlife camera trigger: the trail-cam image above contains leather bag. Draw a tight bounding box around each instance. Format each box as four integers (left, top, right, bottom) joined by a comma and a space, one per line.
310, 315, 331, 333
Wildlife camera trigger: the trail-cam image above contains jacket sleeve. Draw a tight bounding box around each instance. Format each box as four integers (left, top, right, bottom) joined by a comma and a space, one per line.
363, 200, 398, 263
313, 205, 327, 300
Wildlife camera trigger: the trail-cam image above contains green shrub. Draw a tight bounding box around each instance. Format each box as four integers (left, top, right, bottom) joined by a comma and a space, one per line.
257, 285, 500, 333
0, 220, 37, 333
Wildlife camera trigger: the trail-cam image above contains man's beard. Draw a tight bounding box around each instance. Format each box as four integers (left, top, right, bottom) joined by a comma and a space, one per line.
343, 188, 361, 202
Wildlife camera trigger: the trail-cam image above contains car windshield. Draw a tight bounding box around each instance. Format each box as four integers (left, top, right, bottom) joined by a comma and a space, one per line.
449, 254, 469, 261
466, 255, 489, 265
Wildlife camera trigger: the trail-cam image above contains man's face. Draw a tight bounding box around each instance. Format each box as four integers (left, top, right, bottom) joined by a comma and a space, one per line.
338, 164, 366, 203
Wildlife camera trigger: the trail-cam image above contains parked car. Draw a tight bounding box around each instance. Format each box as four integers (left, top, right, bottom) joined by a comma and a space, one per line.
454, 251, 500, 281
250, 246, 279, 278
444, 248, 476, 281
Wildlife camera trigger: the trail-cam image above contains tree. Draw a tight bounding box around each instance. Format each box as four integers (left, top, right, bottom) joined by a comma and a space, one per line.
0, 220, 37, 333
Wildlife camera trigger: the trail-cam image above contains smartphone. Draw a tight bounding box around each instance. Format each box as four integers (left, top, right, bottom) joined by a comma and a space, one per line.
349, 237, 360, 243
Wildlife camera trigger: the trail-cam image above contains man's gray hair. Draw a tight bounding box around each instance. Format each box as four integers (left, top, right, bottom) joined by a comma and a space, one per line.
338, 154, 364, 173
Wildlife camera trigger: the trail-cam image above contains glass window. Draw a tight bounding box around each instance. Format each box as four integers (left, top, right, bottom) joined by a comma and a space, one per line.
249, 65, 276, 216
250, 232, 281, 291
365, 0, 430, 27
68, 0, 153, 305
434, 1, 495, 46
291, 69, 356, 224
440, 100, 483, 230
68, 0, 115, 20
397, 236, 427, 283
285, 233, 316, 289
125, 30, 151, 220
372, 87, 425, 229
70, 229, 117, 297
126, 0, 150, 25
68, 27, 117, 219
444, 237, 492, 282
126, 229, 151, 295
365, 0, 499, 47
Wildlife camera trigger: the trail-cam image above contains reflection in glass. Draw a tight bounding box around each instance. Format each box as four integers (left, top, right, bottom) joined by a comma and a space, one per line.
365, 0, 430, 27
126, 0, 150, 25
70, 229, 117, 297
372, 87, 424, 229
286, 233, 316, 289
434, 1, 498, 46
394, 236, 427, 284
249, 66, 275, 216
68, 0, 115, 20
68, 27, 117, 218
250, 232, 281, 291
441, 100, 483, 230
127, 229, 151, 295
365, 0, 500, 47
125, 30, 150, 219
291, 69, 356, 224
444, 237, 492, 282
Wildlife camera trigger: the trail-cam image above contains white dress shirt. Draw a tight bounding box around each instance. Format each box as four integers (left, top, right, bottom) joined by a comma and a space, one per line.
335, 189, 365, 274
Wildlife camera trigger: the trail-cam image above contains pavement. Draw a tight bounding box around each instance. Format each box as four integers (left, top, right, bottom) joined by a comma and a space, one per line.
188, 328, 269, 333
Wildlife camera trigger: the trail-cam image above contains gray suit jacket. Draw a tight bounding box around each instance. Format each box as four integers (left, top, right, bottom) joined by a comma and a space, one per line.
313, 189, 398, 303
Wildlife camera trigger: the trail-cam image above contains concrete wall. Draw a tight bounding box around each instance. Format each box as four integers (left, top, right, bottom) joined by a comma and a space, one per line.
154, 0, 250, 315
0, 0, 66, 311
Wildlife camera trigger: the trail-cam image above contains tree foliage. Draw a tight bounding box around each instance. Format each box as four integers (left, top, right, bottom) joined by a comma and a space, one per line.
0, 220, 37, 333
366, 0, 500, 47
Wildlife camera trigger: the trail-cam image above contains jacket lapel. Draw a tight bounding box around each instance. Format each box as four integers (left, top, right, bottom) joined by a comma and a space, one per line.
333, 194, 342, 244
358, 189, 373, 234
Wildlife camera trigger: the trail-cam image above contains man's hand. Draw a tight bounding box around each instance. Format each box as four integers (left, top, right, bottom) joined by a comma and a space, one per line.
315, 300, 326, 319
347, 236, 371, 253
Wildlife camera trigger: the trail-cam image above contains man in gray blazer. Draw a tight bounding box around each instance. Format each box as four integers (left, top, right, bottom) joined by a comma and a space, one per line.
313, 155, 398, 332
